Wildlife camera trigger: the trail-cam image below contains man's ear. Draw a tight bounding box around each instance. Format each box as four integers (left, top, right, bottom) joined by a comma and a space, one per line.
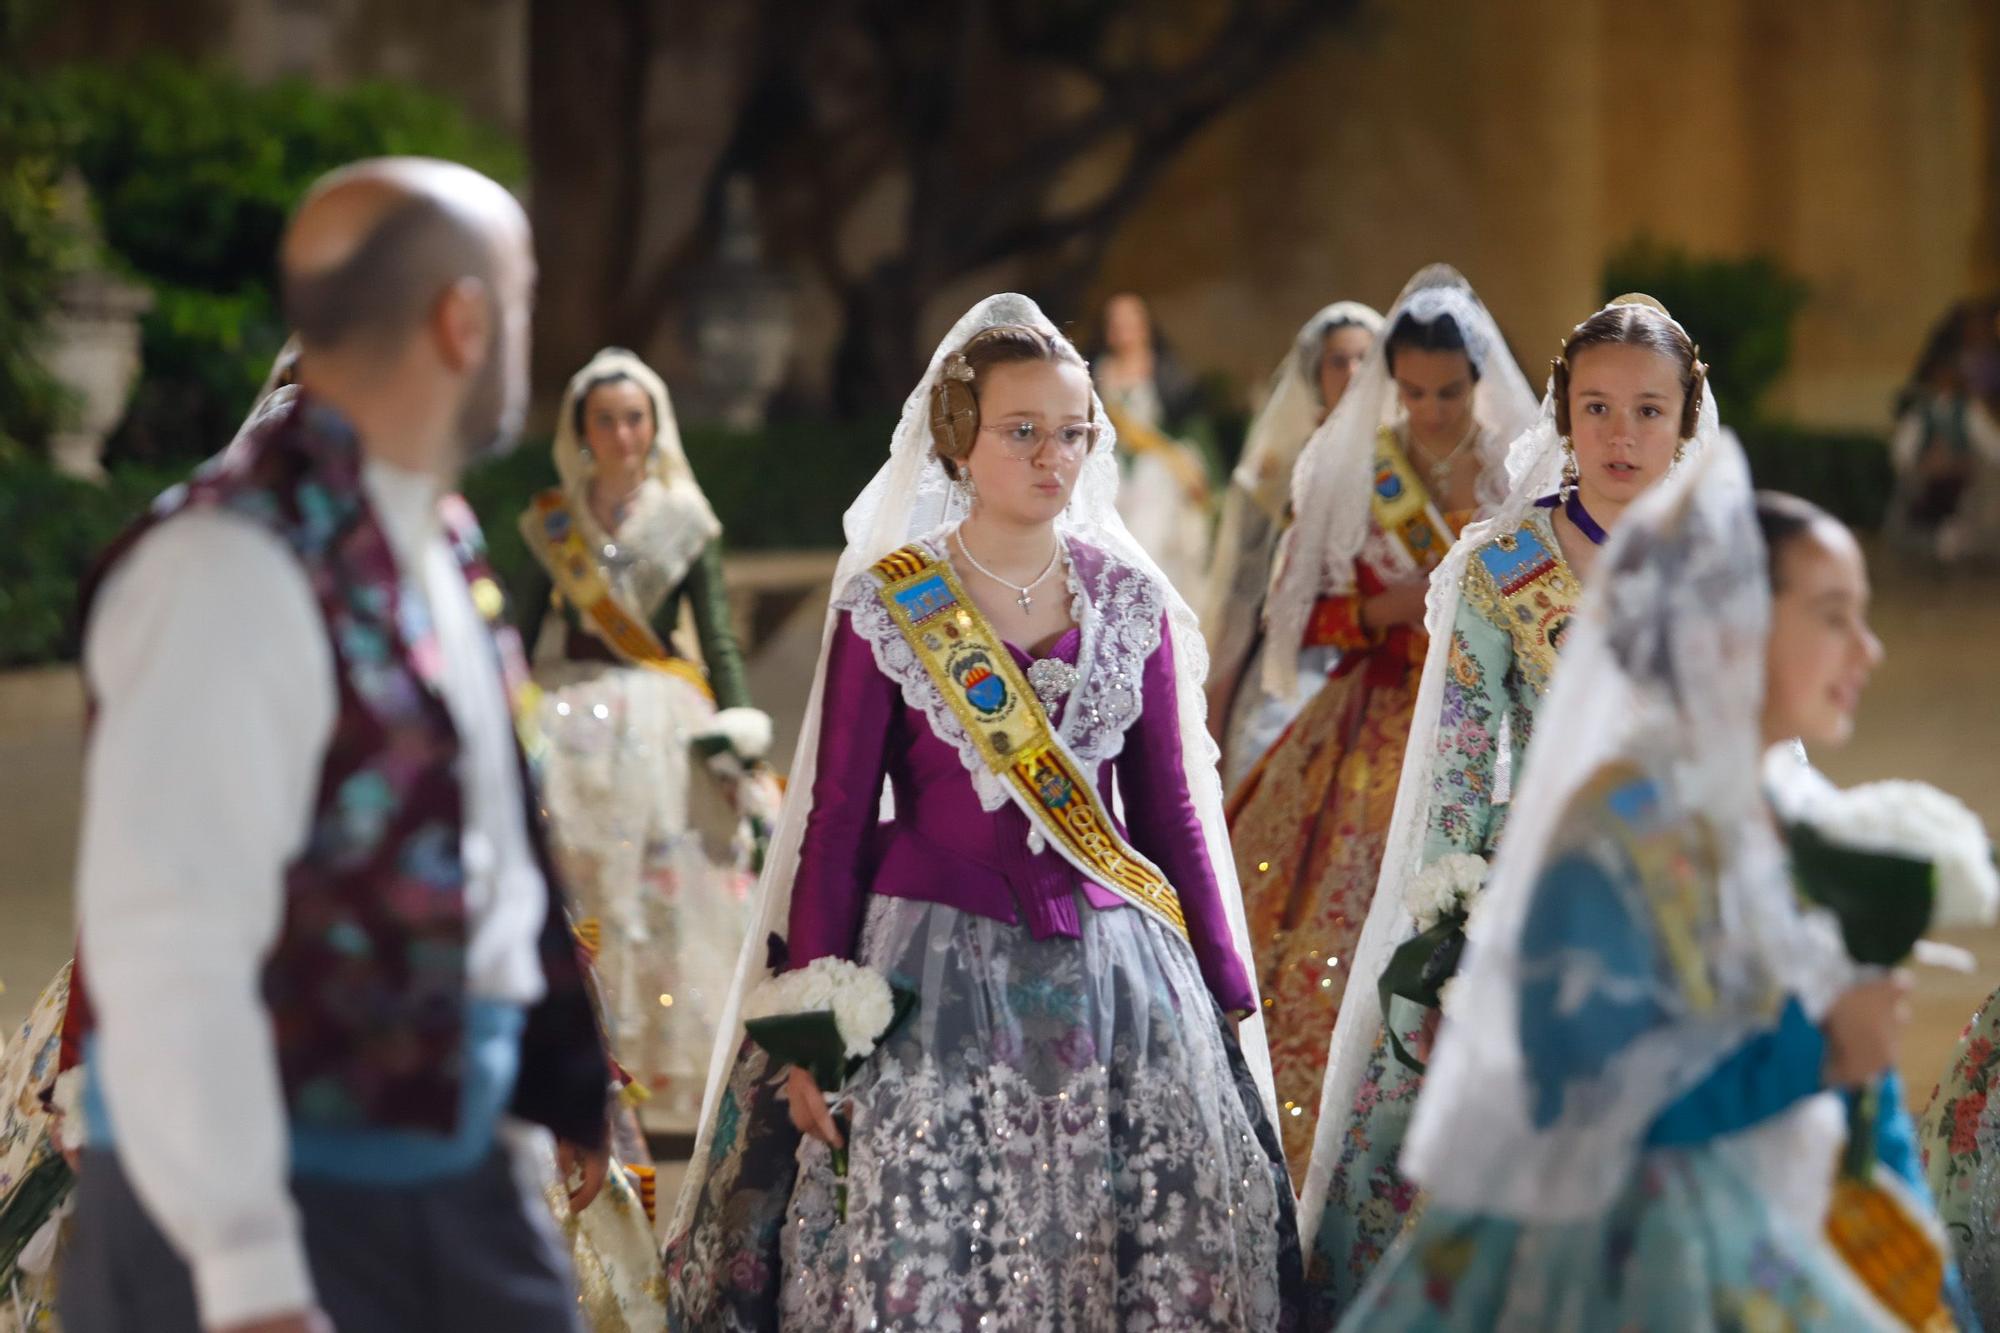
431, 276, 493, 375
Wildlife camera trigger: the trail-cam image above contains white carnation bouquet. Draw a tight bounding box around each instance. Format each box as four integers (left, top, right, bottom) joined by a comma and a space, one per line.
743, 957, 917, 1216
1766, 751, 1999, 969
1405, 852, 1490, 932
1799, 779, 1999, 931
1380, 852, 1490, 1071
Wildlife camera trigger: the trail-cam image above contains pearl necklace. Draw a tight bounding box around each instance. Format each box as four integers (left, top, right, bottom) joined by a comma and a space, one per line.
955, 529, 1063, 613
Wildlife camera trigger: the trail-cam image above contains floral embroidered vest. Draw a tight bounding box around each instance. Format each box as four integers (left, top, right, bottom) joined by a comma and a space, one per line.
64, 395, 608, 1145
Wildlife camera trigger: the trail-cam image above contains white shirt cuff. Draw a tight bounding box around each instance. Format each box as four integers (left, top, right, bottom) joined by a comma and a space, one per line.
191, 1233, 317, 1329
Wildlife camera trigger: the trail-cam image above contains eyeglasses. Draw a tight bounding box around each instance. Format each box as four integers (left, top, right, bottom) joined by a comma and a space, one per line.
981, 419, 1106, 458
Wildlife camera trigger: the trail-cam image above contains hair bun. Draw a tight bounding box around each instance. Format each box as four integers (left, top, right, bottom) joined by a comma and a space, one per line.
1606, 292, 1671, 316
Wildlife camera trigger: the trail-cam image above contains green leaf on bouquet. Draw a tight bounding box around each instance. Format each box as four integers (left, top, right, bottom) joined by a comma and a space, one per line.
743, 1011, 851, 1092
1377, 912, 1468, 1074
0, 1153, 71, 1291
742, 983, 921, 1094
1783, 819, 1935, 967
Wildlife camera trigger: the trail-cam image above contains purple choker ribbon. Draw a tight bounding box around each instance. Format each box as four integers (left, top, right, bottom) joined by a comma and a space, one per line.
1535, 492, 1609, 546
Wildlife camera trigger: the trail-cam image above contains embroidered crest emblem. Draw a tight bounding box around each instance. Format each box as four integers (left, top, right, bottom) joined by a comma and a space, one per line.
950, 646, 1009, 715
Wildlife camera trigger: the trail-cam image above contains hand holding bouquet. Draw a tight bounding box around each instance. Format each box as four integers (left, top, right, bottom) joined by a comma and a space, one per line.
743, 957, 917, 1217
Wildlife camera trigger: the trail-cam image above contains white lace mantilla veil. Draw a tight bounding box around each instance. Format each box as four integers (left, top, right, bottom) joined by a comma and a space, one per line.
1199, 300, 1383, 644
547, 347, 722, 595
1296, 297, 1727, 1245
1394, 423, 1856, 1222
668, 293, 1277, 1236
1261, 265, 1537, 701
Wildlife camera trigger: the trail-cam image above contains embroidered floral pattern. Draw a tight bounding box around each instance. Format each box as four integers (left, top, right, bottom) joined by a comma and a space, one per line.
1299, 509, 1576, 1318
1227, 482, 1463, 1182
1921, 984, 2000, 1324
836, 530, 1165, 817
667, 898, 1300, 1332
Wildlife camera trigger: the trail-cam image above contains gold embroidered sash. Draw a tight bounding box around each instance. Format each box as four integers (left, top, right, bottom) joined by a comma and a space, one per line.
1371, 428, 1457, 572
869, 544, 1189, 939
1460, 510, 1582, 696
520, 490, 715, 701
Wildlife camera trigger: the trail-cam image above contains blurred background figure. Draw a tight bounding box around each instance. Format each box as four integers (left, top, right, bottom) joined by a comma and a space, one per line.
516, 348, 776, 1130
1888, 296, 2000, 567
1090, 291, 1216, 599
1203, 300, 1382, 796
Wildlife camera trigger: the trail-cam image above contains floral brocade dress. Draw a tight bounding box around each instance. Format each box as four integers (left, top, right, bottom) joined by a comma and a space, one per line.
1336, 765, 1902, 1331
1923, 982, 2000, 1326
519, 526, 759, 1126
1302, 503, 1579, 1322
1226, 428, 1475, 1181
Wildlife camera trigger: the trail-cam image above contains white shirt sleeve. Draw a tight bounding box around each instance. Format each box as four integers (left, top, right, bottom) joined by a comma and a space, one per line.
76, 508, 336, 1327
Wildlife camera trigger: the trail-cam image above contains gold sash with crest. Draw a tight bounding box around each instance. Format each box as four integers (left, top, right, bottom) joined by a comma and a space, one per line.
869, 544, 1189, 939
1371, 427, 1457, 572
520, 489, 715, 701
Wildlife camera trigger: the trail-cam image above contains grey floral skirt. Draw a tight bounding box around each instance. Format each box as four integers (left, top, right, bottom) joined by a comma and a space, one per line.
665, 895, 1301, 1331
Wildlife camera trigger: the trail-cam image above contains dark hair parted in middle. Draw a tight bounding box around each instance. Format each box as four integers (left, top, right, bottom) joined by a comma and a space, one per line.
929, 324, 1088, 479
571, 368, 651, 438
1553, 297, 1708, 440
1753, 490, 1840, 591
1383, 309, 1478, 382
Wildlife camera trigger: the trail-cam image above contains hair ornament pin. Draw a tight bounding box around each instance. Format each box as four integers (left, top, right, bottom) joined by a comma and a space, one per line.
943, 353, 974, 383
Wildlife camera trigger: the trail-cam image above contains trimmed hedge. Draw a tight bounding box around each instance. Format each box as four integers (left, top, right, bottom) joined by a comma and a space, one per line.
0, 415, 894, 668
2, 60, 521, 467
1736, 420, 1894, 532
463, 416, 894, 611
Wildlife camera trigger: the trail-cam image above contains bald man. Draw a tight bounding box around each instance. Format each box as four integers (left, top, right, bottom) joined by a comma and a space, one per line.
59, 159, 609, 1333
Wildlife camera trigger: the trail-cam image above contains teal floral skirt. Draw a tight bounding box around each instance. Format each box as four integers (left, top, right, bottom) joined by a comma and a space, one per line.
1334, 1116, 1900, 1332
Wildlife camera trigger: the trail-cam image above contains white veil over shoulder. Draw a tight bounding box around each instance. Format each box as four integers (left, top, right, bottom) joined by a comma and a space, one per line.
1199, 301, 1382, 650
1297, 297, 1723, 1245
544, 347, 722, 601
1398, 426, 1854, 1220
669, 293, 1277, 1234
1262, 265, 1537, 700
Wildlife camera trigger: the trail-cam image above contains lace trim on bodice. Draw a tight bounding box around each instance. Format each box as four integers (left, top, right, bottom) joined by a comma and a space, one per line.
833, 527, 1166, 816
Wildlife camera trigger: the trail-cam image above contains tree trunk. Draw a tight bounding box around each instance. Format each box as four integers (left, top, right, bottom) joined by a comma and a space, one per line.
1974, 0, 2000, 291
526, 0, 644, 417
525, 0, 764, 418
831, 261, 928, 417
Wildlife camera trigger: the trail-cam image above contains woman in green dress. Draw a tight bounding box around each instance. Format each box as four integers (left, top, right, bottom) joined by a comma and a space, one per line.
517, 347, 776, 1126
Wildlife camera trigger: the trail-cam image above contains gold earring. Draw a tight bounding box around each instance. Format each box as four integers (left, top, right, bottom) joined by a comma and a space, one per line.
1560, 437, 1580, 498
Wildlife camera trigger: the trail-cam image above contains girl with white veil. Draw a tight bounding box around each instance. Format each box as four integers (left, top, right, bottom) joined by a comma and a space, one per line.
516, 348, 773, 1125
662, 294, 1296, 1331
1202, 300, 1383, 797
1227, 266, 1534, 1181
1297, 296, 1716, 1319
1093, 292, 1216, 600
1334, 439, 1913, 1329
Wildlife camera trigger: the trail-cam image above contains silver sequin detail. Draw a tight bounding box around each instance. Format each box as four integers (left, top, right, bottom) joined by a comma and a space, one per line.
1026, 656, 1080, 708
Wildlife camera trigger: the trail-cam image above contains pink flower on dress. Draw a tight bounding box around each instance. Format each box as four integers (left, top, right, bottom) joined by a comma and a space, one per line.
1053, 1026, 1099, 1072
1952, 1090, 1988, 1157
1965, 1036, 1995, 1074
728, 1250, 769, 1292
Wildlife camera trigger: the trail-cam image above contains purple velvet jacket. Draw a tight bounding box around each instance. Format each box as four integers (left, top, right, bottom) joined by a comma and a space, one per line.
786, 593, 1255, 1015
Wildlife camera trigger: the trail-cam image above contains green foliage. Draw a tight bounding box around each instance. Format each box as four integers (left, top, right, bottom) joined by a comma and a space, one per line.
465, 417, 895, 608
19, 60, 522, 464
0, 415, 892, 667
0, 72, 82, 456
0, 452, 185, 667
1737, 420, 1893, 532
1600, 238, 1811, 421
